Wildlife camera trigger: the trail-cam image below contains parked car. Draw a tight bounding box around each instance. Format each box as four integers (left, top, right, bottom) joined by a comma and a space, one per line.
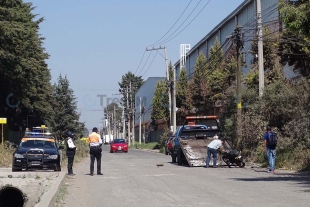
165, 136, 174, 155
12, 132, 64, 172
110, 139, 128, 153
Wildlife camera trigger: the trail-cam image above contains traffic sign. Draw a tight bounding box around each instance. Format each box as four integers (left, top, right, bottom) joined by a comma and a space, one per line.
0, 118, 7, 124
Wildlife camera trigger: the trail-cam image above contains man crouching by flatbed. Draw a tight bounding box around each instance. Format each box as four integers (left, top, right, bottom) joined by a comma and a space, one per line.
205, 137, 225, 168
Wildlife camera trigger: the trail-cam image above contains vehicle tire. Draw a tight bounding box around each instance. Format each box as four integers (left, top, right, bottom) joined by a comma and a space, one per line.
177, 149, 182, 166
171, 152, 176, 163
12, 168, 22, 172
54, 165, 61, 171
110, 150, 113, 153
124, 151, 128, 153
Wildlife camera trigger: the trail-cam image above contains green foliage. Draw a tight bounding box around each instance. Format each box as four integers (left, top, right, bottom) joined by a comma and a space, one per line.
159, 127, 172, 148
151, 80, 169, 127
118, 71, 144, 107
0, 0, 55, 130
278, 0, 310, 77
249, 26, 284, 85
176, 67, 188, 108
187, 51, 209, 113
104, 103, 123, 122
50, 75, 85, 140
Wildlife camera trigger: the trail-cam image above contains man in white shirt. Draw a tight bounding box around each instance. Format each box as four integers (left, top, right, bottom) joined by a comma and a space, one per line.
205, 138, 224, 168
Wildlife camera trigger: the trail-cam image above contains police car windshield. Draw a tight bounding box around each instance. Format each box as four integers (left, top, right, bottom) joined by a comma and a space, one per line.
113, 139, 126, 143
20, 140, 56, 148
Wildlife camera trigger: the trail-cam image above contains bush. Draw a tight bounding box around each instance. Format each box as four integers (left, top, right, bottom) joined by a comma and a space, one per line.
0, 145, 15, 167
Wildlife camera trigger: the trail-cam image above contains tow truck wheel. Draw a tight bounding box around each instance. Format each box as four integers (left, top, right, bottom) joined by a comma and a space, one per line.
177, 149, 182, 166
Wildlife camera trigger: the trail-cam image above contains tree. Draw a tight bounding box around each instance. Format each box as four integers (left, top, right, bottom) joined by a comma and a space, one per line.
186, 51, 209, 114
151, 80, 169, 128
248, 26, 284, 87
104, 103, 123, 125
0, 1, 55, 130
118, 71, 144, 110
278, 0, 310, 77
50, 75, 85, 140
176, 67, 189, 109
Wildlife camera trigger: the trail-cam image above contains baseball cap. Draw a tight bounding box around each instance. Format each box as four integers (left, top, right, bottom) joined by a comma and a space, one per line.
92, 127, 98, 132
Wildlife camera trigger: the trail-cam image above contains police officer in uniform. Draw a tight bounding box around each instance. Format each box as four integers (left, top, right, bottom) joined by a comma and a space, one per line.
88, 127, 103, 176
66, 131, 77, 176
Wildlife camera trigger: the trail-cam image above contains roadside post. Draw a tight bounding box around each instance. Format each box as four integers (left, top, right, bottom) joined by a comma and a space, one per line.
0, 118, 7, 146
41, 125, 46, 133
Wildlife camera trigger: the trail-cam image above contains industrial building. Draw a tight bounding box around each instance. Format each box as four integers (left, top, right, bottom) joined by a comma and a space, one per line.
134, 0, 280, 143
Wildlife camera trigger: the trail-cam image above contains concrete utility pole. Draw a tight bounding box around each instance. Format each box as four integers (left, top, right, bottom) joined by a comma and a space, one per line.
126, 85, 131, 146
235, 25, 243, 148
107, 108, 111, 142
172, 66, 177, 134
146, 46, 172, 128
113, 104, 116, 139
130, 81, 135, 146
122, 106, 125, 139
139, 97, 142, 144
257, 0, 264, 97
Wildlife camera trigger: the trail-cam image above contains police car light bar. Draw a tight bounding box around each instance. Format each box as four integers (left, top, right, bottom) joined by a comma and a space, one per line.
186, 116, 218, 120
25, 132, 52, 136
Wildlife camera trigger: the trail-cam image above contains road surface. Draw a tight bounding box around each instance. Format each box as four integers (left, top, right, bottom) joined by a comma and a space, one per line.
61, 145, 310, 207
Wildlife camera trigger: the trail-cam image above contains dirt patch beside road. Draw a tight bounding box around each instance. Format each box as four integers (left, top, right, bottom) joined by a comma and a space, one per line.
0, 169, 62, 207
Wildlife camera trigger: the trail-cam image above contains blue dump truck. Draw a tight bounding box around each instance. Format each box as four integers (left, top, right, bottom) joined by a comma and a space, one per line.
171, 116, 221, 167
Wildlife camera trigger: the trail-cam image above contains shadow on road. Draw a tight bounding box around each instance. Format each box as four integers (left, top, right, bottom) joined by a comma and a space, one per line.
230, 171, 310, 192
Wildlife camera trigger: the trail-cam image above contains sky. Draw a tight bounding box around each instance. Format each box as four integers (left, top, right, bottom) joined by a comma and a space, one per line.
28, 0, 245, 131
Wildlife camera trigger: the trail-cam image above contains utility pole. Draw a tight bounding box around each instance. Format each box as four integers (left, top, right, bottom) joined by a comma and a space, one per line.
146, 46, 172, 128
235, 25, 243, 148
139, 97, 142, 144
113, 104, 116, 139
143, 109, 145, 144
130, 81, 135, 146
126, 85, 131, 146
257, 0, 264, 97
172, 66, 177, 134
107, 108, 111, 143
122, 106, 125, 139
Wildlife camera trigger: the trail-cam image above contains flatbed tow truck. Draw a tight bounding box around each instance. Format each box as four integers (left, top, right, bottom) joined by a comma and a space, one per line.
172, 116, 221, 167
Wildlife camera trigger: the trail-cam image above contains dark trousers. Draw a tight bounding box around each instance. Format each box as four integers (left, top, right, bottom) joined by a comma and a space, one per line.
90, 147, 102, 174
66, 151, 75, 174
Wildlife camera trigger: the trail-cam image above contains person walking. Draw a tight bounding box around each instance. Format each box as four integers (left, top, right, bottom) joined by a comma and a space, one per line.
205, 138, 224, 168
264, 126, 277, 173
66, 131, 77, 176
88, 127, 103, 176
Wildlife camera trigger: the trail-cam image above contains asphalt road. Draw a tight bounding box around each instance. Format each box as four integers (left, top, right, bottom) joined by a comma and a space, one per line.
61, 145, 310, 207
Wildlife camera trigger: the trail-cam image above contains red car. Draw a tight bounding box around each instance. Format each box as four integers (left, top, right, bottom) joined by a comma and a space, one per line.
165, 136, 174, 155
110, 139, 128, 153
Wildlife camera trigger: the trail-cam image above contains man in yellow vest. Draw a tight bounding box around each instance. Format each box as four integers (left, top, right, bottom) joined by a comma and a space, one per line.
88, 127, 103, 176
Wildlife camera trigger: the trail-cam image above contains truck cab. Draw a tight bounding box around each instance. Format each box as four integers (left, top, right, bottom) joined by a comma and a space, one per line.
171, 116, 221, 166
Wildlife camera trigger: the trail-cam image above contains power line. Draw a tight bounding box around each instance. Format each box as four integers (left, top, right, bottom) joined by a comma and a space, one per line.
152, 0, 204, 47
135, 51, 153, 76
147, 0, 194, 47
133, 50, 146, 75
157, 0, 211, 45
141, 51, 158, 77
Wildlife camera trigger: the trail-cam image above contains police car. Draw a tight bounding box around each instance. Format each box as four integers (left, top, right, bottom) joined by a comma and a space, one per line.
12, 132, 64, 172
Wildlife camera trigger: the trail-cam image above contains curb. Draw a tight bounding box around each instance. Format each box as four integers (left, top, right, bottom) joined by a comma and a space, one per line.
34, 171, 66, 207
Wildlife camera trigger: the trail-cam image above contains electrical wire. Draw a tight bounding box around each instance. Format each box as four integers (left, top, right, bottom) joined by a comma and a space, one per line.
133, 50, 146, 75
147, 0, 194, 47
152, 0, 205, 47
140, 51, 158, 77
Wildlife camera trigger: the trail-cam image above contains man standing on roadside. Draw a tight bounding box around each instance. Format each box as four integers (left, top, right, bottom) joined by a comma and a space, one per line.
205, 138, 224, 168
88, 127, 103, 176
66, 131, 77, 176
264, 126, 277, 173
